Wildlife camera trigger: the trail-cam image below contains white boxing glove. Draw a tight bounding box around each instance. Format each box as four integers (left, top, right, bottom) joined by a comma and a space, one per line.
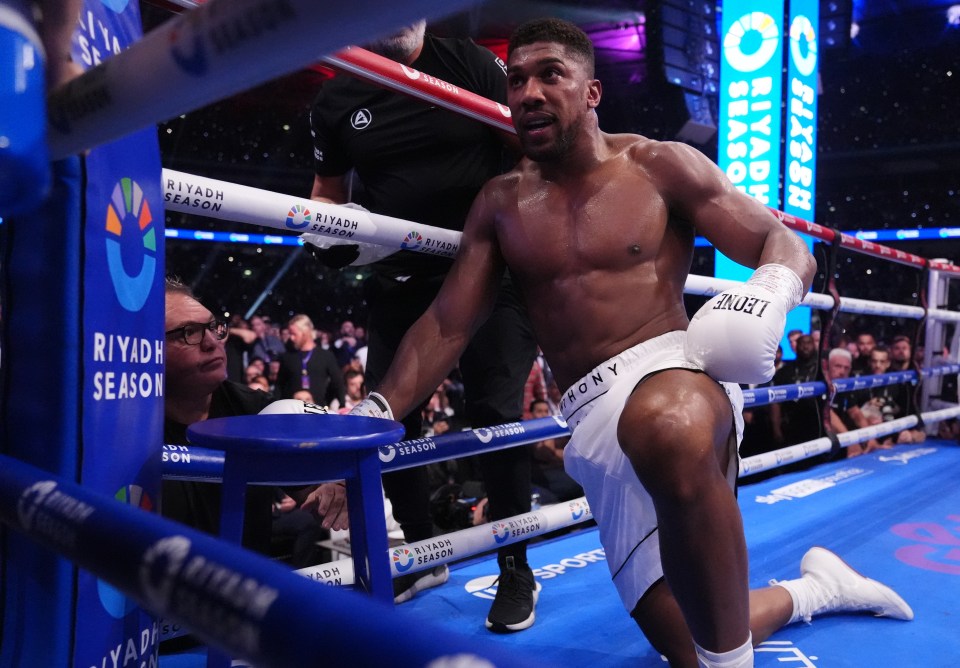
300, 202, 397, 267
258, 399, 331, 415
348, 391, 394, 420
685, 264, 805, 385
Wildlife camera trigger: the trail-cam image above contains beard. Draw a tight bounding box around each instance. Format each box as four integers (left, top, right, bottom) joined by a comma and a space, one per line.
521, 114, 583, 163
366, 20, 426, 62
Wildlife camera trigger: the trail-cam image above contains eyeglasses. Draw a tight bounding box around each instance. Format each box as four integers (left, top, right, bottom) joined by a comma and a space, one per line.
165, 320, 228, 345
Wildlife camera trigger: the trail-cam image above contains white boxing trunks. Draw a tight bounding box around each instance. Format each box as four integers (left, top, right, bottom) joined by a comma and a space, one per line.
559, 330, 745, 612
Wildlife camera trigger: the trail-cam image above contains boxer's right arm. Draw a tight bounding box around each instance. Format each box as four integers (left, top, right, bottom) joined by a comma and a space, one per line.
369, 184, 506, 422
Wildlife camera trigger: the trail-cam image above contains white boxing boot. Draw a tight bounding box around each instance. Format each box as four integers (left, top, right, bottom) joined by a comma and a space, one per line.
776, 546, 914, 623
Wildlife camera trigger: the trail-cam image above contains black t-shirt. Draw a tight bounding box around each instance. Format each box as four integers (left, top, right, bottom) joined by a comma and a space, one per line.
162, 381, 275, 553
311, 34, 508, 277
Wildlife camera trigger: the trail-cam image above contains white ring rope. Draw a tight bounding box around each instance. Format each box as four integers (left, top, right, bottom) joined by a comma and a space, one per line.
163, 168, 463, 258
293, 404, 960, 589
297, 499, 593, 586
164, 170, 958, 322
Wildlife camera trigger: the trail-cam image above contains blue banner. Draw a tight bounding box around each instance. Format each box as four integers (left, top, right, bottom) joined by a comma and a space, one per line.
715, 0, 785, 294
718, 0, 784, 206
74, 1, 164, 665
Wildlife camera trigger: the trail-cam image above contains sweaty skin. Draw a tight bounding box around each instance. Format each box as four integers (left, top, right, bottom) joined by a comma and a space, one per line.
378, 41, 814, 403
375, 39, 815, 666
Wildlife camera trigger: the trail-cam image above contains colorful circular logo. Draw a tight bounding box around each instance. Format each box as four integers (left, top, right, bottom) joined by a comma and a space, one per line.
789, 15, 818, 77
491, 522, 510, 544
98, 485, 154, 618
568, 500, 585, 521
400, 230, 424, 251
105, 178, 157, 312
723, 12, 780, 73
285, 203, 311, 229
392, 547, 414, 573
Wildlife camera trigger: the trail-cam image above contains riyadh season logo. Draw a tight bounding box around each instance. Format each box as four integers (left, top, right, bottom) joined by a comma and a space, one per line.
568, 499, 587, 521
723, 12, 780, 73
285, 203, 311, 230
491, 522, 510, 544
400, 230, 424, 251
789, 15, 818, 77
474, 427, 494, 444
379, 444, 397, 463
392, 547, 415, 572
104, 178, 157, 312
99, 485, 155, 619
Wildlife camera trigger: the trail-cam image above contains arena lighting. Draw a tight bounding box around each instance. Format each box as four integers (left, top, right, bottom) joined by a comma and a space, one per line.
167, 226, 960, 247
948, 5, 960, 27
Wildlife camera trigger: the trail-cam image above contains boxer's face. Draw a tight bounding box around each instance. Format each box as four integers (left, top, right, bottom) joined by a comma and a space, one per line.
507, 42, 600, 162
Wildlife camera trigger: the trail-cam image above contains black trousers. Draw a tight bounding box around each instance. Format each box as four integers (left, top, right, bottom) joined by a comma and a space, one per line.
364, 271, 538, 564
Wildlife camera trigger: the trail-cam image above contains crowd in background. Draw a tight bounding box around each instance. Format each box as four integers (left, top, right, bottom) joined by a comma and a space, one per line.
219, 309, 960, 516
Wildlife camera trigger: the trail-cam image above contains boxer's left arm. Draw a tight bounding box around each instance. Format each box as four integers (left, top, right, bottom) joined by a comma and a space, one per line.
651, 142, 816, 384
368, 182, 506, 422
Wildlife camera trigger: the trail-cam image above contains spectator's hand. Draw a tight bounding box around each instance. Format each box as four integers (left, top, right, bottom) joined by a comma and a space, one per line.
301, 203, 397, 268
274, 493, 297, 514
301, 482, 349, 530
896, 430, 915, 445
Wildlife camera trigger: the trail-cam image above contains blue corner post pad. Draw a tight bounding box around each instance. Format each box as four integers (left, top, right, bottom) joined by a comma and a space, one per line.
0, 453, 538, 668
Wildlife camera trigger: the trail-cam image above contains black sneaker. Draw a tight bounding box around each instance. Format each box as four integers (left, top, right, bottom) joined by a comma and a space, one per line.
393, 564, 450, 603
485, 556, 541, 633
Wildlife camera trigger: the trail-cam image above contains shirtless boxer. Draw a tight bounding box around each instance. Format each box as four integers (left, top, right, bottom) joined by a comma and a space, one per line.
352, 18, 912, 666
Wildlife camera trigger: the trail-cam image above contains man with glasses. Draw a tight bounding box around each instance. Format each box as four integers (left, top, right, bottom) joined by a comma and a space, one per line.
162, 278, 348, 556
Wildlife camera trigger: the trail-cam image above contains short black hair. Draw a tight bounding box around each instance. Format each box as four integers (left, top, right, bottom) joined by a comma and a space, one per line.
508, 18, 595, 75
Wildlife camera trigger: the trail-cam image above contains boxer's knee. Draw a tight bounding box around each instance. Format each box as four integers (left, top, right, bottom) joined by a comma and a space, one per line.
618, 372, 731, 500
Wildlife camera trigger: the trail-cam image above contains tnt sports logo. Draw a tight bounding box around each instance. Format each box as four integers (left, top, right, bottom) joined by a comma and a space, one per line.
491, 522, 510, 544
464, 574, 501, 600
724, 12, 780, 73
99, 485, 154, 618
379, 444, 397, 463
104, 178, 157, 312
285, 203, 311, 230
400, 230, 424, 252
392, 547, 415, 573
789, 15, 818, 77
350, 109, 372, 130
